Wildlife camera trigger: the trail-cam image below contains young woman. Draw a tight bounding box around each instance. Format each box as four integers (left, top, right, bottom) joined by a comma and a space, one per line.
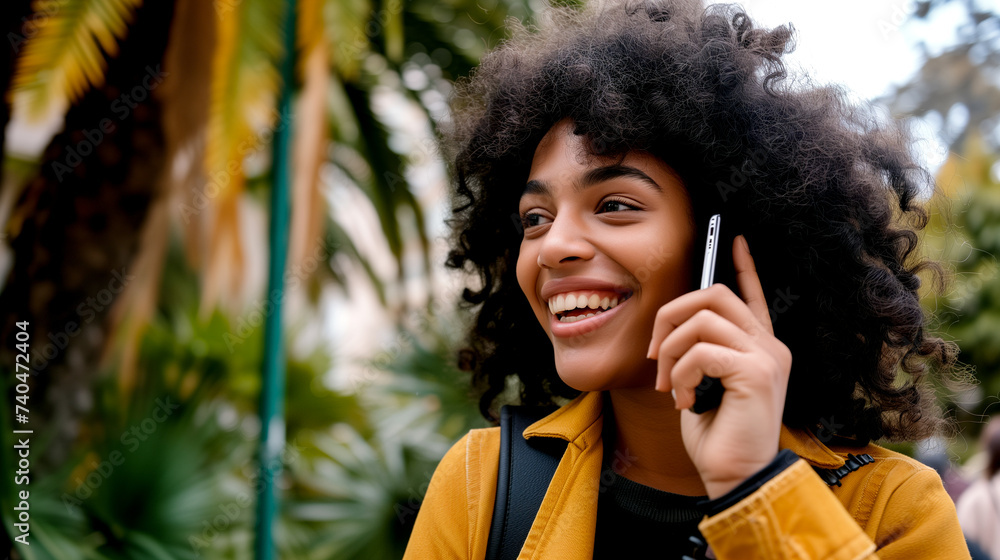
403, 0, 971, 557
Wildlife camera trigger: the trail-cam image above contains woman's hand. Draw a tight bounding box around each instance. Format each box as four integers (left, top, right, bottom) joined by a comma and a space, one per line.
645, 235, 792, 499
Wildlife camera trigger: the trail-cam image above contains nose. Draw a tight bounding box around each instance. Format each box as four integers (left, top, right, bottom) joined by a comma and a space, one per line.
536, 210, 596, 268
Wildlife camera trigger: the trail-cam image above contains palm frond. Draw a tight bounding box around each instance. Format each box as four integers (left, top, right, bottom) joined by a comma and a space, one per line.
297, 0, 324, 54
382, 0, 404, 63
290, 37, 330, 284
324, 215, 389, 308
286, 424, 432, 560
207, 0, 284, 177
202, 0, 285, 314
343, 83, 407, 274
325, 0, 371, 81
159, 0, 215, 267
11, 0, 143, 118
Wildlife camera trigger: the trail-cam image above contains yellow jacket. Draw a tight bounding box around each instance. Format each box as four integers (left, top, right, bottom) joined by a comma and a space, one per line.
403, 391, 970, 559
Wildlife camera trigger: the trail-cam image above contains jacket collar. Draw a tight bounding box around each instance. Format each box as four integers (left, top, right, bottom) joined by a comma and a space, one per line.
524, 390, 846, 469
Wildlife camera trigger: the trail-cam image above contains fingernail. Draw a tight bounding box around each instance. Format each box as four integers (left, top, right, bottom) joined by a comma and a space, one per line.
670, 389, 678, 406
739, 235, 750, 252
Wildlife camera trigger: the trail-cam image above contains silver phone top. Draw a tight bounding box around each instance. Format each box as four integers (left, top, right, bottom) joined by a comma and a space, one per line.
700, 214, 720, 290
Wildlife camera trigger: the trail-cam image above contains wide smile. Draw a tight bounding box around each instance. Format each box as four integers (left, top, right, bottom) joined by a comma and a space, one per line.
548, 292, 633, 338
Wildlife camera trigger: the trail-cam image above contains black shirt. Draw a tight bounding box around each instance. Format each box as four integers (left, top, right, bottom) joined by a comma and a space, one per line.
593, 403, 709, 559
592, 462, 708, 558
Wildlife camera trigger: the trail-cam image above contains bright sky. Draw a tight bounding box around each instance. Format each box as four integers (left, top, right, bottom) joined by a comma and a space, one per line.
708, 0, 967, 171
709, 0, 964, 98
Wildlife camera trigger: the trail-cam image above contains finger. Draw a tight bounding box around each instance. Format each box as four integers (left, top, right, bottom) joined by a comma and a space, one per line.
647, 284, 761, 360
653, 309, 756, 392
668, 342, 741, 409
732, 235, 773, 336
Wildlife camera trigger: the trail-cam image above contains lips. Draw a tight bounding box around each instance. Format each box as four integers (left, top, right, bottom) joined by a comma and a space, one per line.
538, 277, 635, 338
548, 291, 631, 338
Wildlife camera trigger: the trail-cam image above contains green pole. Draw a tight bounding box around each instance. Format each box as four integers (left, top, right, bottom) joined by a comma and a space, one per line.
255, 0, 296, 558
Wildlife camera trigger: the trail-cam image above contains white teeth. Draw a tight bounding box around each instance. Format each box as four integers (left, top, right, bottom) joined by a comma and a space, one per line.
558, 312, 598, 323
548, 291, 630, 316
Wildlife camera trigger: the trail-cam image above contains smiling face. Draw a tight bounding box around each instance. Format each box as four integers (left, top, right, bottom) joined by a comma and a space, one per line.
516, 119, 697, 392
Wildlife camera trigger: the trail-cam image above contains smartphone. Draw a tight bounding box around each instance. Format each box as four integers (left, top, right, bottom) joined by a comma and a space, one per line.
690, 214, 725, 414
699, 214, 721, 291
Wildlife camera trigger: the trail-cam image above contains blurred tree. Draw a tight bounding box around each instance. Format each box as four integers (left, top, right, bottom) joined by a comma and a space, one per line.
0, 0, 536, 470
883, 0, 1000, 420
1, 0, 176, 470
281, 311, 488, 560
922, 134, 1000, 411
0, 0, 537, 557
0, 239, 370, 560
886, 0, 1000, 152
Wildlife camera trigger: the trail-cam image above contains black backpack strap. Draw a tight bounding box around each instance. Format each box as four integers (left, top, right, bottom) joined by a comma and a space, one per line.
811, 453, 875, 486
485, 405, 568, 560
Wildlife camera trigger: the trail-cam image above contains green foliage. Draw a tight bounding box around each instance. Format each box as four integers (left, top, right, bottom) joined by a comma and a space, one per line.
283, 424, 438, 560
271, 305, 486, 559
2, 338, 239, 560
923, 136, 1000, 410
367, 311, 490, 443
3, 233, 486, 559
400, 0, 533, 81
2, 1, 525, 558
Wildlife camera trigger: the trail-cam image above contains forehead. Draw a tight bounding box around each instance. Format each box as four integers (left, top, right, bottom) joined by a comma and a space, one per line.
524, 119, 686, 199
530, 119, 610, 173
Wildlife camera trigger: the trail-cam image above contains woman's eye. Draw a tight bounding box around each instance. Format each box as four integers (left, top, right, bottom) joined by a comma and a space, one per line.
520, 212, 550, 228
599, 198, 638, 213
520, 198, 637, 230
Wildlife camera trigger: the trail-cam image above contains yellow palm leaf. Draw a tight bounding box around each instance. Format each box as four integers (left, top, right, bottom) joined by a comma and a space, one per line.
11, 0, 143, 118
298, 0, 324, 54
202, 0, 285, 314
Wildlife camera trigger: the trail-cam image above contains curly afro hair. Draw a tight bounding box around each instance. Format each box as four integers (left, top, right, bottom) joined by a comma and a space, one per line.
441, 0, 959, 443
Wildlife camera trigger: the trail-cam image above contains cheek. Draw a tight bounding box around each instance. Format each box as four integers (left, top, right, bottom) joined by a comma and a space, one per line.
634, 243, 690, 281
515, 248, 534, 300
516, 246, 551, 330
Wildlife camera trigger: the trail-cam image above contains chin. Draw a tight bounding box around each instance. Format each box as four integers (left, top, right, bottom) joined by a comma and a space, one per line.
556, 373, 608, 393
554, 359, 652, 393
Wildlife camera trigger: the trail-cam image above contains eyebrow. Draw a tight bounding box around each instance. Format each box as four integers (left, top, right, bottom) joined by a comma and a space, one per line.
521, 164, 663, 198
